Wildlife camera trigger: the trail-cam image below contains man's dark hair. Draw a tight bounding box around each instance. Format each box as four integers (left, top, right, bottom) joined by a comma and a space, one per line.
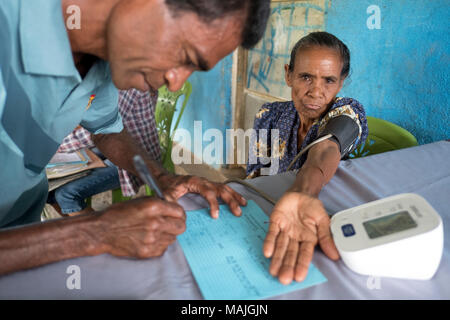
165, 0, 270, 49
288, 31, 351, 78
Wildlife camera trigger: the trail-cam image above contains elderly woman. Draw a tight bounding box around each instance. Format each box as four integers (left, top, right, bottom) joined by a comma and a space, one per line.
247, 32, 368, 284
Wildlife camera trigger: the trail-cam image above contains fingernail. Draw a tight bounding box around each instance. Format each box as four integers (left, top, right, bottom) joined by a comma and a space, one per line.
296, 274, 305, 282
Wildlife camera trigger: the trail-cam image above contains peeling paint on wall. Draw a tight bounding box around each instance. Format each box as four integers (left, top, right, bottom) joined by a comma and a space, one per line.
326, 0, 449, 144
176, 0, 449, 164
246, 0, 330, 99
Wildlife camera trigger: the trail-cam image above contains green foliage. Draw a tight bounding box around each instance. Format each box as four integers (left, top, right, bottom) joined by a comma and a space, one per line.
155, 82, 192, 173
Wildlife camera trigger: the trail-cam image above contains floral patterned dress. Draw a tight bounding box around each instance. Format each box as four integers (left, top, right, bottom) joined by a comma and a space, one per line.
246, 97, 368, 178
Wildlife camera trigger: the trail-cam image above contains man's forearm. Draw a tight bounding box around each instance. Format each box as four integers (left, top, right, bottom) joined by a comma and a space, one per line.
93, 129, 168, 179
288, 139, 341, 197
0, 213, 105, 276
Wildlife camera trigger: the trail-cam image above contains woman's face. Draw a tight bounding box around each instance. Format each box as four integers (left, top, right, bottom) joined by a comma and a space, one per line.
285, 46, 345, 121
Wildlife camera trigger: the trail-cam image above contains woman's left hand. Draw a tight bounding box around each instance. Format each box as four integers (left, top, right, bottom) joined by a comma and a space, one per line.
263, 191, 340, 285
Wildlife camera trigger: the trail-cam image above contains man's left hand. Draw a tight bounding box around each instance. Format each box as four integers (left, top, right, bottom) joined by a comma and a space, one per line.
159, 174, 247, 219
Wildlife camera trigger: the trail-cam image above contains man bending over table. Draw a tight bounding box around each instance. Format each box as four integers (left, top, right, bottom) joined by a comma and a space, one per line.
0, 0, 269, 275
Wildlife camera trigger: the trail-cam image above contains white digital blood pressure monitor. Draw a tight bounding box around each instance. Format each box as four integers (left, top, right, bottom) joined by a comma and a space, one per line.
330, 193, 443, 280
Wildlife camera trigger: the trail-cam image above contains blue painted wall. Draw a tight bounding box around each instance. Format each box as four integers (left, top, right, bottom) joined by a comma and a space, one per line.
172, 54, 233, 164
326, 0, 450, 144
175, 0, 449, 164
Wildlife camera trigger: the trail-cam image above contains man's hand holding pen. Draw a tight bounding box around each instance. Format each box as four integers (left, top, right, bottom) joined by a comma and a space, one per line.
96, 154, 249, 261
133, 154, 247, 219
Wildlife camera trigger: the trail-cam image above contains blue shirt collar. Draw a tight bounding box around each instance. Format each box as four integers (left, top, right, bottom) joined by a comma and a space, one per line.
19, 0, 80, 79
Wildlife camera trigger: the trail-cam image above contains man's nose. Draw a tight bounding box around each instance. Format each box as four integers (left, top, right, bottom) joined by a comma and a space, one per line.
165, 68, 193, 92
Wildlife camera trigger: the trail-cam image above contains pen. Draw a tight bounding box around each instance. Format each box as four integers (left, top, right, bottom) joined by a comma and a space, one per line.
133, 155, 165, 200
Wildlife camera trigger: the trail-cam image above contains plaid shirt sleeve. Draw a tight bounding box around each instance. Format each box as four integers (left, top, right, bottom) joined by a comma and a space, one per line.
117, 88, 161, 196
57, 126, 95, 153
57, 88, 161, 197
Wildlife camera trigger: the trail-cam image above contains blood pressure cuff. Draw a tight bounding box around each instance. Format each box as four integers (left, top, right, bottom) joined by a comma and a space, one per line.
317, 115, 360, 157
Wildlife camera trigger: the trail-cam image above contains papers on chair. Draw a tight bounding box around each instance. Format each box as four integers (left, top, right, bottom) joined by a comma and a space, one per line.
46, 149, 90, 179
46, 149, 106, 182
46, 149, 89, 168
47, 171, 91, 192
178, 200, 327, 300
45, 163, 89, 179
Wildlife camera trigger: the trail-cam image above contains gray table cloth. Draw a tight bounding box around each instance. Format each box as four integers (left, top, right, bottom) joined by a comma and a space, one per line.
0, 141, 449, 299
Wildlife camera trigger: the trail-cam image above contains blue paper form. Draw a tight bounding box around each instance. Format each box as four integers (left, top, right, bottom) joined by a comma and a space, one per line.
178, 200, 327, 300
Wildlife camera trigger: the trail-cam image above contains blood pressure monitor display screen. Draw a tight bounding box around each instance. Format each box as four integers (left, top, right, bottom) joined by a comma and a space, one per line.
363, 211, 418, 239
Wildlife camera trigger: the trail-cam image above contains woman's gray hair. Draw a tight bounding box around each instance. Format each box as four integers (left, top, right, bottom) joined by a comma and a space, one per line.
288, 31, 351, 78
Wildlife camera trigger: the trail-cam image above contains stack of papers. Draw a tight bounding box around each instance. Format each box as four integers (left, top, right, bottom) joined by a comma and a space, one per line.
178, 200, 327, 300
45, 149, 106, 191
47, 171, 91, 192
46, 149, 90, 167
46, 150, 90, 179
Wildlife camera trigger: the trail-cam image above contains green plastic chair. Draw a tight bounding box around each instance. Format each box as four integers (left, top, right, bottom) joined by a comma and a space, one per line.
349, 116, 419, 159
111, 82, 192, 202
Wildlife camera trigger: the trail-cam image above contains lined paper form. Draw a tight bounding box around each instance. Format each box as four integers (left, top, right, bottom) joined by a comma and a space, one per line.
178, 200, 327, 300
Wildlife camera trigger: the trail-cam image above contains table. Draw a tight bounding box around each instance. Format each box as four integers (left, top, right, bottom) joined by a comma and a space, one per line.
0, 141, 449, 299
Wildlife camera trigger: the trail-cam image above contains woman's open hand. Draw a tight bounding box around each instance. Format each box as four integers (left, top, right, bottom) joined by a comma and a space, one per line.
263, 192, 340, 285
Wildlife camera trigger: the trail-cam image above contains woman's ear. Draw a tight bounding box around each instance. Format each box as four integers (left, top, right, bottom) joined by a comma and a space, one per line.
284, 64, 293, 87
